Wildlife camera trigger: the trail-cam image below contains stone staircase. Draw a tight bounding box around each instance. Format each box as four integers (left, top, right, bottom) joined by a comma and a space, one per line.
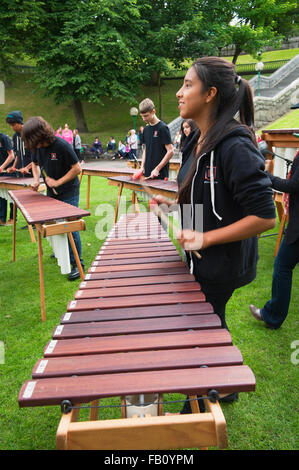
168, 55, 299, 133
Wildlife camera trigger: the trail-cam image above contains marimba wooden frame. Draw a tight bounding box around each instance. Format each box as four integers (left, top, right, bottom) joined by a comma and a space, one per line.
11, 207, 86, 322
56, 395, 228, 450
108, 178, 177, 224
79, 167, 135, 209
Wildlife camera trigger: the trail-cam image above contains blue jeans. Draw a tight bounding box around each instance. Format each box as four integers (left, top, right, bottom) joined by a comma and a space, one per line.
61, 193, 83, 268
261, 238, 299, 329
129, 148, 137, 161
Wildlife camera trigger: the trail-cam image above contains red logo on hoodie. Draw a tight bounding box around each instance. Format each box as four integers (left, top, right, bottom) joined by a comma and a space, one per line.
51, 153, 57, 160
205, 165, 216, 181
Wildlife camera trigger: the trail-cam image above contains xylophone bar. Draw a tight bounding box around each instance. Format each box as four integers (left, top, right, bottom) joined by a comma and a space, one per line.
60, 302, 214, 324
32, 346, 243, 379
19, 365, 255, 408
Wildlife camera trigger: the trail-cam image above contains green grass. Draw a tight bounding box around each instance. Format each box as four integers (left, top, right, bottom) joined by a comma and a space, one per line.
0, 175, 298, 450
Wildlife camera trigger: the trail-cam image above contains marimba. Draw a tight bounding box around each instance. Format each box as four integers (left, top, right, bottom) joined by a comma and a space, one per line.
127, 158, 181, 180
9, 189, 90, 321
18, 212, 255, 450
79, 164, 135, 209
0, 175, 45, 240
108, 175, 178, 223
261, 128, 299, 255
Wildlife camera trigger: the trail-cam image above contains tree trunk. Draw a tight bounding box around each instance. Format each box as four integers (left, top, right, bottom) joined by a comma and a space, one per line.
72, 98, 89, 132
232, 45, 242, 65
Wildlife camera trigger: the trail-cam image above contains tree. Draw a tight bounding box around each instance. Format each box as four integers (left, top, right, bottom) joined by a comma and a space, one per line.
229, 0, 297, 63
32, 0, 147, 132
0, 0, 44, 83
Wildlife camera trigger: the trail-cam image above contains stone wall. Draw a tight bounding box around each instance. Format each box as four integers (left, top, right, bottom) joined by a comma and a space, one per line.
254, 78, 299, 129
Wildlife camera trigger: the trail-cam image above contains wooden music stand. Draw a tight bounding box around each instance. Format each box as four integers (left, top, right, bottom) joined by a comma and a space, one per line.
9, 189, 90, 322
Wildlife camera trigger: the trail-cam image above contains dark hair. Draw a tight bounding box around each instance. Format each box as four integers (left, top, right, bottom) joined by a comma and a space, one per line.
21, 116, 55, 150
178, 56, 256, 203
179, 119, 198, 150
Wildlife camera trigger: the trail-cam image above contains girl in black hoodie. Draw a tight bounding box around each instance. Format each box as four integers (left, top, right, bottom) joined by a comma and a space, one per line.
155, 57, 276, 330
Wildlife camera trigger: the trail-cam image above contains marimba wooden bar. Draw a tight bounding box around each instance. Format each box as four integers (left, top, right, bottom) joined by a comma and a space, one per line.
9, 189, 90, 321
79, 164, 135, 209
18, 212, 255, 450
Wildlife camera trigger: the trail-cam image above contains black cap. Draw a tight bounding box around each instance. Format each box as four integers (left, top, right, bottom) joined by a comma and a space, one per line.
6, 110, 23, 124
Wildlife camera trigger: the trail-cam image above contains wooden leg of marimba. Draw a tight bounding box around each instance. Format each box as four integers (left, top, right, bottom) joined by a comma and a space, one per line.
131, 191, 140, 214
204, 399, 228, 449
89, 400, 99, 421
56, 406, 80, 450
67, 232, 84, 280
79, 171, 83, 185
121, 396, 127, 418
12, 202, 16, 262
37, 229, 46, 322
114, 183, 124, 223
274, 212, 287, 257
28, 224, 36, 243
87, 175, 91, 209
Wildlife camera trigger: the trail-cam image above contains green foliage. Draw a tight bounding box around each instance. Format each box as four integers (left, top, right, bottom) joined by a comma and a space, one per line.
33, 0, 146, 106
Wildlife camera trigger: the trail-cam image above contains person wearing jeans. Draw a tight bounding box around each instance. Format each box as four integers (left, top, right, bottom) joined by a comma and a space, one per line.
249, 150, 299, 329
21, 116, 84, 281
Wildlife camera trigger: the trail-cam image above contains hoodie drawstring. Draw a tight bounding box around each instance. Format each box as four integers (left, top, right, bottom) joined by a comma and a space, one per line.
209, 150, 222, 221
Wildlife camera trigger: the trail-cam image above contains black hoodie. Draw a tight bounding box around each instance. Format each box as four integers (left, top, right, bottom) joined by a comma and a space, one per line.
177, 126, 276, 293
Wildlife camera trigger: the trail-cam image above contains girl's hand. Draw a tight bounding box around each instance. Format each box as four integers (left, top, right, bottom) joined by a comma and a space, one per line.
177, 229, 205, 251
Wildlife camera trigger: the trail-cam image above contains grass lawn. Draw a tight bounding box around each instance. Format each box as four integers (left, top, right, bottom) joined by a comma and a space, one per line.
0, 174, 298, 450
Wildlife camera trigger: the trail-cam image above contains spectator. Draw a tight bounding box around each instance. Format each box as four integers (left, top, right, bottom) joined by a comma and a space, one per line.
55, 126, 62, 137
61, 124, 73, 145
105, 136, 116, 153
128, 129, 138, 161
90, 138, 103, 158
112, 140, 126, 160
73, 129, 82, 162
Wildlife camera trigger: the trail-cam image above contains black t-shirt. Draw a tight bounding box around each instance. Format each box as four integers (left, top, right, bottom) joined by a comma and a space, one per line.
12, 132, 33, 169
0, 133, 13, 166
143, 121, 172, 179
32, 137, 79, 199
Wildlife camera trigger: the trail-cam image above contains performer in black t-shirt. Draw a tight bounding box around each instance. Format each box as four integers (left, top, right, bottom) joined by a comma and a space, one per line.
21, 116, 84, 280
5, 111, 33, 176
138, 98, 174, 179
0, 132, 15, 225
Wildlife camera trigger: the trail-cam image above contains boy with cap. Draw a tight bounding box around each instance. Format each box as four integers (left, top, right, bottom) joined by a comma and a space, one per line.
5, 111, 33, 175
0, 132, 15, 225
